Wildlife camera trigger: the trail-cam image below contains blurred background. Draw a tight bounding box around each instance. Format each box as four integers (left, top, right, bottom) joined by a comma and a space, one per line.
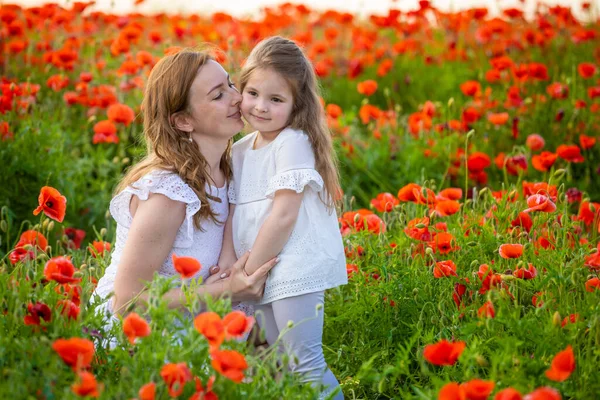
11, 0, 596, 19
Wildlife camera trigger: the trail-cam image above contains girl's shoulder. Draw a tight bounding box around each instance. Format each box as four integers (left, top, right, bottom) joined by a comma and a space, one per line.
232, 131, 258, 153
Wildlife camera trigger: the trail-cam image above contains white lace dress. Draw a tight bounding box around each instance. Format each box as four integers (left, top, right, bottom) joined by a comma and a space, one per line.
229, 128, 347, 305
94, 170, 250, 316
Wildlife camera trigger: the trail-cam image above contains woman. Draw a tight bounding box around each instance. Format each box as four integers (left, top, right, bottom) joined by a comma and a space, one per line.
93, 48, 277, 319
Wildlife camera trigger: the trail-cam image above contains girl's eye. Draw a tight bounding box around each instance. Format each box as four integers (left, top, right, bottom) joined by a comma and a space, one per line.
247, 91, 257, 96
214, 92, 223, 100
272, 98, 282, 103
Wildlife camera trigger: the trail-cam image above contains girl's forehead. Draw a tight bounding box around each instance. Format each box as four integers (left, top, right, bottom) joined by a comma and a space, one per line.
247, 68, 292, 93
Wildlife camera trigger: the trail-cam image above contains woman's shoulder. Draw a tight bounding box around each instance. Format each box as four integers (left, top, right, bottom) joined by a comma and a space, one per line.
123, 169, 199, 205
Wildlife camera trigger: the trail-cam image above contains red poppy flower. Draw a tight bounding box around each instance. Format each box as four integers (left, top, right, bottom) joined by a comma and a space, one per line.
433, 260, 458, 278
370, 192, 399, 212
561, 314, 579, 328
138, 382, 156, 400
514, 263, 537, 279
460, 379, 495, 400
52, 337, 95, 370
478, 301, 495, 318
65, 227, 86, 249
556, 144, 584, 163
326, 103, 342, 119
24, 302, 52, 326
89, 241, 111, 257
194, 312, 225, 350
171, 254, 201, 278
584, 243, 600, 270
423, 339, 466, 366
107, 103, 135, 126
532, 152, 558, 172
526, 134, 545, 151
33, 186, 67, 223
438, 188, 462, 201
58, 299, 80, 320
577, 62, 596, 78
210, 349, 248, 383
44, 256, 80, 284
357, 80, 377, 96
439, 382, 464, 400
546, 82, 569, 99
71, 371, 101, 398
467, 152, 491, 173
123, 312, 151, 344
488, 112, 509, 126
523, 387, 561, 400
523, 194, 556, 213
9, 230, 48, 264
460, 80, 481, 97
579, 134, 596, 150
495, 388, 523, 400
511, 212, 533, 233
404, 217, 431, 241
222, 310, 254, 339
160, 363, 192, 397
585, 277, 600, 292
545, 345, 575, 382
578, 201, 600, 226
499, 243, 523, 259
429, 232, 459, 254
434, 200, 461, 217
346, 263, 359, 277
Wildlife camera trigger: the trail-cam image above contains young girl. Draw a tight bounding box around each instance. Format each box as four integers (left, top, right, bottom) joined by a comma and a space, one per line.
218, 36, 347, 399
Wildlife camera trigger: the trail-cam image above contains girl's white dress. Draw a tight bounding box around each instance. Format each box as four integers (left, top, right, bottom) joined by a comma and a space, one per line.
229, 127, 347, 305
94, 170, 250, 315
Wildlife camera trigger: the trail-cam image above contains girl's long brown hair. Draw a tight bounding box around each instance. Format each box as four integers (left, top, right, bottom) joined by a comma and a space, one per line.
239, 36, 341, 207
116, 49, 232, 228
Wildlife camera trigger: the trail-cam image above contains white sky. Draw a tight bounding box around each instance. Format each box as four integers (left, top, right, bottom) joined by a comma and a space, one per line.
8, 0, 597, 19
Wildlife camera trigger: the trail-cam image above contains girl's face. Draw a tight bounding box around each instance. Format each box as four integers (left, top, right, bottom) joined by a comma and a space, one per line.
241, 68, 294, 137
184, 60, 244, 142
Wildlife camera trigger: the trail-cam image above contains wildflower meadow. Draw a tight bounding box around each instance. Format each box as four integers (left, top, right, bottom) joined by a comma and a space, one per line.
1, 0, 599, 399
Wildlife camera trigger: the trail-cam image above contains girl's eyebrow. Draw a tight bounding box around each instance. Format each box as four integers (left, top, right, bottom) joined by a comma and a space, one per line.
246, 86, 288, 99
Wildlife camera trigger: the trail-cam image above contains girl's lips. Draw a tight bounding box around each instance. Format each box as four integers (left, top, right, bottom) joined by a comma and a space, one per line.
228, 111, 242, 118
251, 114, 270, 121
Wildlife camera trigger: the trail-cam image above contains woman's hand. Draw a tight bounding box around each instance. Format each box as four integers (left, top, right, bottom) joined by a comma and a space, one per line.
204, 264, 230, 285
224, 251, 279, 302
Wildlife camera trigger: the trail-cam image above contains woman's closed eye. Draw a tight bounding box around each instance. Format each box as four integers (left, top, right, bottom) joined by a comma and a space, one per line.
213, 83, 238, 100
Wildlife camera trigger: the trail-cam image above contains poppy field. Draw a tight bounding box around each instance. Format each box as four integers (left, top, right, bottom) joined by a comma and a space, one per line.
1, 1, 600, 399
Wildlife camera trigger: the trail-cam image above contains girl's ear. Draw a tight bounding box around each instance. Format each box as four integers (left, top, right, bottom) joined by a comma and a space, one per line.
171, 112, 193, 133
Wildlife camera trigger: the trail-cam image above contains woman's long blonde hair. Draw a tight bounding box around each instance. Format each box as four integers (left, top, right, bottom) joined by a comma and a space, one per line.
239, 36, 341, 206
116, 49, 232, 228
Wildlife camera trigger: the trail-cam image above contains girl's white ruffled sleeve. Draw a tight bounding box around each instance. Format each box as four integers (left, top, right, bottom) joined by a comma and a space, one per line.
265, 132, 324, 199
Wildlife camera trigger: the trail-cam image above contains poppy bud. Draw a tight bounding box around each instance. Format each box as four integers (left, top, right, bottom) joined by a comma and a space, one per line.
42, 219, 49, 229
105, 211, 111, 219
112, 156, 120, 164
501, 274, 515, 281
413, 288, 419, 296
553, 169, 566, 180
287, 320, 294, 328
80, 264, 87, 270
425, 247, 434, 255
552, 311, 561, 326
467, 242, 478, 247
478, 187, 489, 197
475, 354, 488, 366
415, 223, 427, 229
470, 260, 479, 268
100, 228, 107, 237
47, 221, 55, 231
448, 97, 454, 107
122, 157, 130, 164
89, 267, 95, 272
0, 220, 7, 232
316, 303, 323, 311
466, 129, 475, 140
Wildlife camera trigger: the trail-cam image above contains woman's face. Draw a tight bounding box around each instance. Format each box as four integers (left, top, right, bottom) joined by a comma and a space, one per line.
184, 60, 243, 141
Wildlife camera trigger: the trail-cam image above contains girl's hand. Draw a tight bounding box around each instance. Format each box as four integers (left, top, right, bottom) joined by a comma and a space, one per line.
226, 251, 278, 302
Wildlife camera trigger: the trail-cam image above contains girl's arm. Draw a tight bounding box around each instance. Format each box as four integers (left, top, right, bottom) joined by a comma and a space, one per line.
242, 189, 303, 276
217, 204, 237, 270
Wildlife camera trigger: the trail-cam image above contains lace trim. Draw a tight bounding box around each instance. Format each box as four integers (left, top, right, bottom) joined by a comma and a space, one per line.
108, 171, 201, 248
260, 274, 347, 304
265, 169, 324, 199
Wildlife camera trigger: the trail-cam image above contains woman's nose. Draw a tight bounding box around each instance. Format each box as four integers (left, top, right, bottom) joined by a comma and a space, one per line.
231, 90, 242, 105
